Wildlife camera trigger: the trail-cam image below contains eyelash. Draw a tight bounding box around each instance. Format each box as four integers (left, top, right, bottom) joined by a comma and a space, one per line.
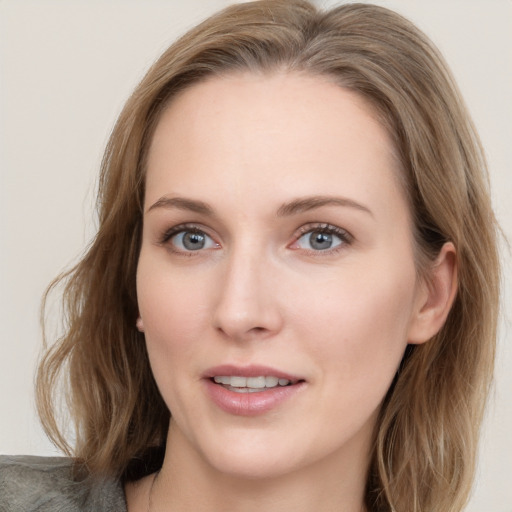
159, 223, 217, 255
292, 223, 353, 254
158, 222, 353, 255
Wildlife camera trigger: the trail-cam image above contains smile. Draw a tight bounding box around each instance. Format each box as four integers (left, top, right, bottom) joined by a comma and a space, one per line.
212, 375, 296, 392
204, 367, 306, 416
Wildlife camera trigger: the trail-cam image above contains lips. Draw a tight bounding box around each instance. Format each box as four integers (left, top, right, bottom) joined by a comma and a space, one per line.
203, 365, 306, 416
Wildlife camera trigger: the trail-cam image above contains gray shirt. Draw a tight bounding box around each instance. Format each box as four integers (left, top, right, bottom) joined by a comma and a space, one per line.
0, 455, 127, 511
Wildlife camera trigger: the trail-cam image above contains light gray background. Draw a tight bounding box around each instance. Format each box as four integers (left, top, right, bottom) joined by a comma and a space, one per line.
0, 1, 510, 510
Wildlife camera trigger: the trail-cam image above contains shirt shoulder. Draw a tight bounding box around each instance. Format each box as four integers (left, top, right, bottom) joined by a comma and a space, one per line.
0, 455, 126, 512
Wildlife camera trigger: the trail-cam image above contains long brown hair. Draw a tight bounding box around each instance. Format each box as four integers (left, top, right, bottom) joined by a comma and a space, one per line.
37, 2, 500, 511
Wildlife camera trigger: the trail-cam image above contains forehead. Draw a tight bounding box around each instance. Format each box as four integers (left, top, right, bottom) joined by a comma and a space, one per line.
145, 71, 405, 218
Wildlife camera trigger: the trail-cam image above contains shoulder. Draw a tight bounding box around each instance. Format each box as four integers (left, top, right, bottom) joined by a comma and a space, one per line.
0, 455, 126, 512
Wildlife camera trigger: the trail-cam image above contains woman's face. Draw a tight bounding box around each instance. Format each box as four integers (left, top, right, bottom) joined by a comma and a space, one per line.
137, 72, 427, 480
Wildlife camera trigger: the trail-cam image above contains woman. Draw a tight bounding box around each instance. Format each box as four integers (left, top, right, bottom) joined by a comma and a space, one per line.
0, 1, 500, 511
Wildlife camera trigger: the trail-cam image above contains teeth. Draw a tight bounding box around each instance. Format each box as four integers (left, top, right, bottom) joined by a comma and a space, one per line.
247, 376, 266, 388
265, 376, 279, 387
230, 376, 246, 388
213, 375, 293, 389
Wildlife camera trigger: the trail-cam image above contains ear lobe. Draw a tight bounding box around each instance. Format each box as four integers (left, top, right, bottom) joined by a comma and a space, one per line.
408, 242, 458, 344
136, 316, 145, 332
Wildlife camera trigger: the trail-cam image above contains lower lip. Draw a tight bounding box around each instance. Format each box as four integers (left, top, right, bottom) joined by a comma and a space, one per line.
204, 379, 305, 416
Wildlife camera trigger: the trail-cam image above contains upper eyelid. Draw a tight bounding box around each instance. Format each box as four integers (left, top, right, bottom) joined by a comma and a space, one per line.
158, 221, 353, 248
161, 223, 215, 241
294, 223, 353, 240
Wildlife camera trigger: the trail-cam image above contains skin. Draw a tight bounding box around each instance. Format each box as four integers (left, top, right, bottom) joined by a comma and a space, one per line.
128, 72, 457, 512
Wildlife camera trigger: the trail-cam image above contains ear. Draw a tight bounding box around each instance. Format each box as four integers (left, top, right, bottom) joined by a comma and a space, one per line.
136, 316, 145, 332
408, 242, 457, 344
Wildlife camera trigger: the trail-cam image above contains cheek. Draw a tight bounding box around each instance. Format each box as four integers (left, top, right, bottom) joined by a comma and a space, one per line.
137, 248, 210, 337
136, 256, 212, 402
294, 259, 417, 390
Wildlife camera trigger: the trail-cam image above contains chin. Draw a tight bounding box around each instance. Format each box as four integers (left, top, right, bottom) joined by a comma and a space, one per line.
191, 426, 312, 480
209, 451, 304, 481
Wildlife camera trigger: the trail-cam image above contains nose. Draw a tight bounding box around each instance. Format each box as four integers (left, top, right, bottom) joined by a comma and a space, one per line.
212, 245, 283, 342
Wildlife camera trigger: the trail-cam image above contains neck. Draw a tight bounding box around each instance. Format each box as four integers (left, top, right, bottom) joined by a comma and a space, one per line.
147, 420, 370, 512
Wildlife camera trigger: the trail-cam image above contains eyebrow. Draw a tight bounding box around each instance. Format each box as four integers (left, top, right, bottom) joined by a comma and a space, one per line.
276, 195, 373, 217
146, 194, 373, 217
147, 196, 214, 215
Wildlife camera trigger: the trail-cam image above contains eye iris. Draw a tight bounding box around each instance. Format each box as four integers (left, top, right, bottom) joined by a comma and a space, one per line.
309, 231, 332, 250
183, 232, 205, 250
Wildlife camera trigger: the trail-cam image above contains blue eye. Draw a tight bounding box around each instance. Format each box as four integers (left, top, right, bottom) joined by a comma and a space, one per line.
169, 229, 218, 252
296, 231, 341, 251
294, 225, 350, 252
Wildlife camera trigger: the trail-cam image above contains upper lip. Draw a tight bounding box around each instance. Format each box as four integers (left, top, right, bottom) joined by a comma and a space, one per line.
203, 364, 304, 382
